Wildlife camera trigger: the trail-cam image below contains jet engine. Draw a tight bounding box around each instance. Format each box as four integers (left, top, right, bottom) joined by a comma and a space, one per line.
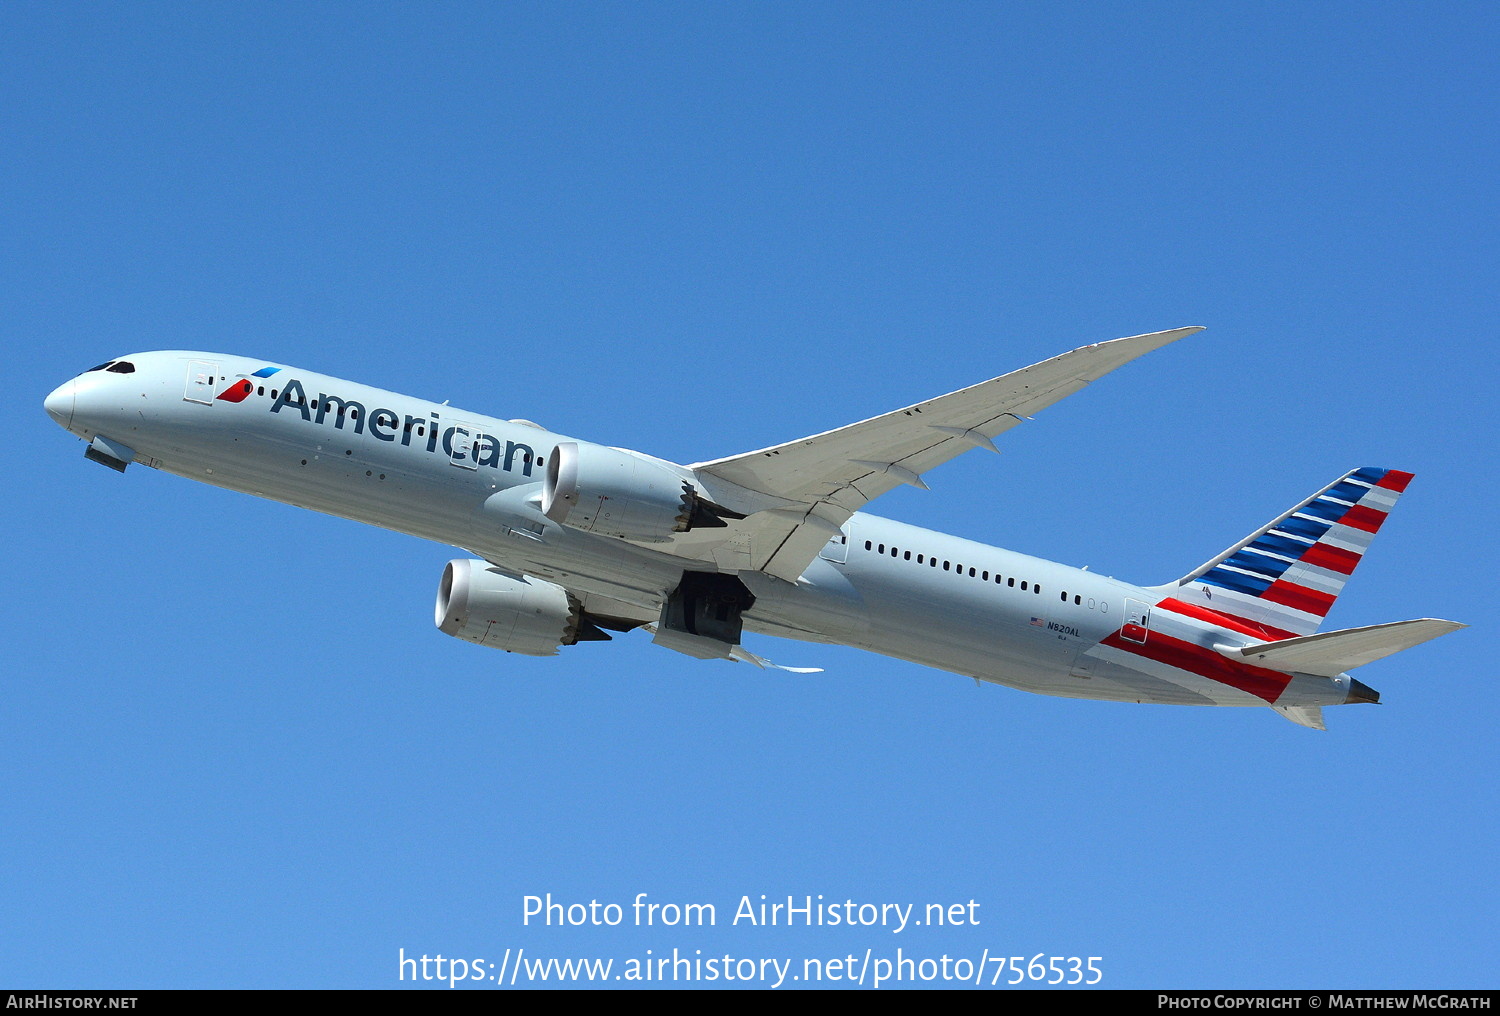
435, 559, 609, 656
542, 441, 739, 542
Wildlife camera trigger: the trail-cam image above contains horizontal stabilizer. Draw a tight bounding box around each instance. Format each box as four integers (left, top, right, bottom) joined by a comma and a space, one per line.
1232, 618, 1466, 677
1273, 705, 1326, 730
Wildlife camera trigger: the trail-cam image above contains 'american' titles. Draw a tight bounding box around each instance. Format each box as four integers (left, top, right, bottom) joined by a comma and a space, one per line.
270, 378, 543, 474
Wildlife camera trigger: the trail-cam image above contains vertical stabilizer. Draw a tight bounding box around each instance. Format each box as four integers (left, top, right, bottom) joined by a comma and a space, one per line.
1157, 468, 1414, 638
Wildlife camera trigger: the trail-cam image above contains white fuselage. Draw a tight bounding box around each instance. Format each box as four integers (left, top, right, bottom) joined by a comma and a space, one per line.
44, 351, 1359, 711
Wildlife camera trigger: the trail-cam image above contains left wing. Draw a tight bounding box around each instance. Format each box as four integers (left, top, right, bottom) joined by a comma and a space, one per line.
683, 327, 1203, 582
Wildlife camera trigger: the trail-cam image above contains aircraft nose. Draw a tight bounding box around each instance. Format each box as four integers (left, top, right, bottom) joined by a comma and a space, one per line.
44, 379, 76, 429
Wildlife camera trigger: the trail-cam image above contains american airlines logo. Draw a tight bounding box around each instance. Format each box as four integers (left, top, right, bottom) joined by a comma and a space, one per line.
266, 377, 544, 474
216, 366, 282, 404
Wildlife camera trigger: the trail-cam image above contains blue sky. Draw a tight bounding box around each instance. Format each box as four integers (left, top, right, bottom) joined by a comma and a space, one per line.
4, 2, 1495, 989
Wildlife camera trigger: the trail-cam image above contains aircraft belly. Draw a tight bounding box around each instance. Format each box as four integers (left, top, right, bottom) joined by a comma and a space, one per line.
1007, 653, 1220, 705
1065, 644, 1265, 706
150, 432, 479, 546
769, 547, 1270, 706
145, 419, 770, 620
741, 559, 870, 646
839, 577, 1072, 689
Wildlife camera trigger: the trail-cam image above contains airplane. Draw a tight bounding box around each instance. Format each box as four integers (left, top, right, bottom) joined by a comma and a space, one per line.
43, 327, 1464, 730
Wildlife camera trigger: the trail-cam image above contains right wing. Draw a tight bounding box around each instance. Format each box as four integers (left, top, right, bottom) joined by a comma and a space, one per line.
683, 327, 1203, 582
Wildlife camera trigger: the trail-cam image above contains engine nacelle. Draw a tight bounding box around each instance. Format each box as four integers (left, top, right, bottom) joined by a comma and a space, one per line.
435, 559, 592, 656
542, 441, 699, 542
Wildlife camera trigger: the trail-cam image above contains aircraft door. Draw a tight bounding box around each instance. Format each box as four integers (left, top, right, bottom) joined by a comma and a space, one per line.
184, 360, 218, 405
819, 523, 851, 564
1121, 599, 1151, 644
447, 422, 479, 470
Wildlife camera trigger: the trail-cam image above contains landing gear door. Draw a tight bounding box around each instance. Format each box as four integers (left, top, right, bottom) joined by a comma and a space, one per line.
184, 361, 218, 405
1122, 598, 1151, 644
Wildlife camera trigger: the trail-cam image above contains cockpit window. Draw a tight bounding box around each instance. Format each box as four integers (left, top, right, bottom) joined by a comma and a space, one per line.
106, 361, 136, 374
87, 361, 115, 372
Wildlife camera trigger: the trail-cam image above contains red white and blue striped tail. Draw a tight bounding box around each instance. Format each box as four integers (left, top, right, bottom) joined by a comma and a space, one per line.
1156, 467, 1414, 639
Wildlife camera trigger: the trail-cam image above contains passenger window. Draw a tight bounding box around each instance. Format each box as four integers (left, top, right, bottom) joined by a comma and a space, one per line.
917, 554, 923, 564
865, 541, 872, 550
942, 561, 950, 571
1021, 581, 1028, 591
1074, 595, 1081, 605
903, 551, 911, 561
982, 571, 989, 581
968, 567, 976, 577
1007, 577, 1015, 587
